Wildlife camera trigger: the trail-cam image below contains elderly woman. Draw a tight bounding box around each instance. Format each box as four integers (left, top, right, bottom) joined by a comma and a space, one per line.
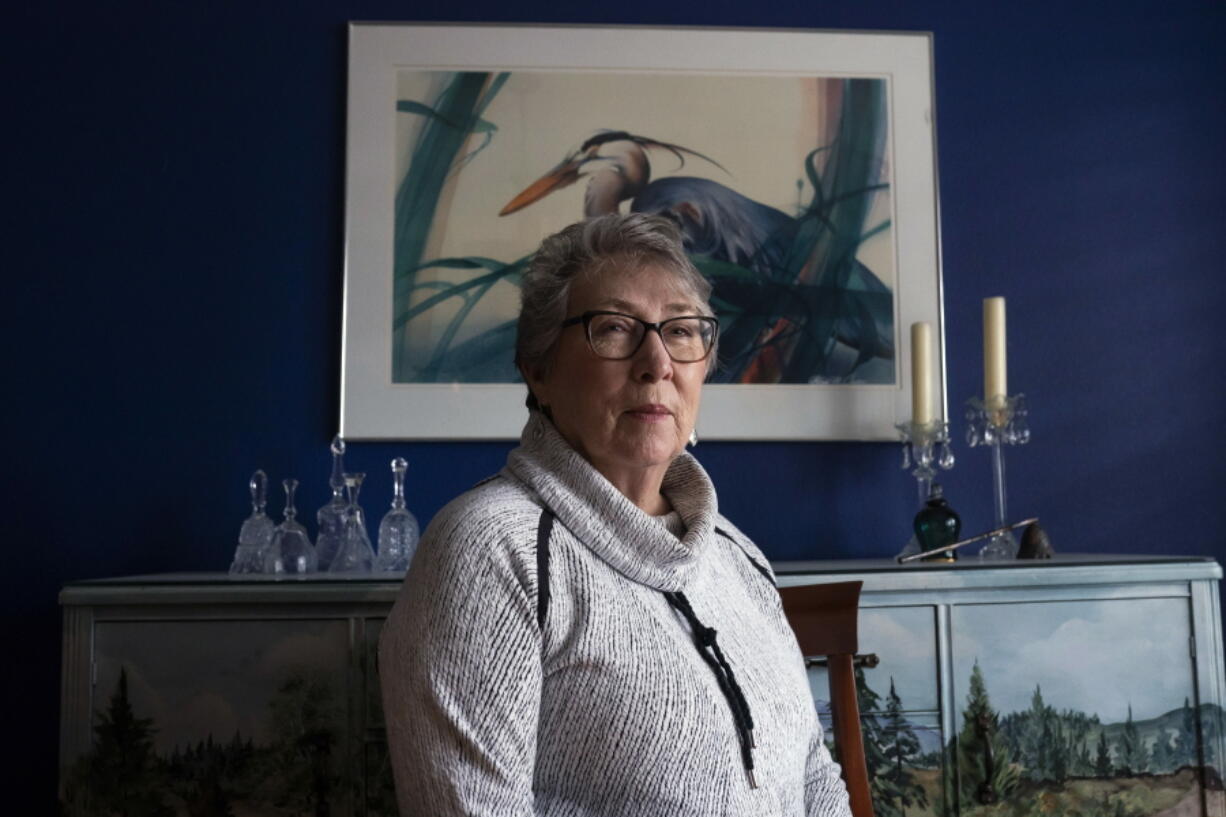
379, 213, 851, 816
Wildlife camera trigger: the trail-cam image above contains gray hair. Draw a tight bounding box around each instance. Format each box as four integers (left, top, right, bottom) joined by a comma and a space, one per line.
516, 213, 716, 408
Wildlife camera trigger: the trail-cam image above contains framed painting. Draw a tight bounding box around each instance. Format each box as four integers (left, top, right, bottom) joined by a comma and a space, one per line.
340, 23, 945, 439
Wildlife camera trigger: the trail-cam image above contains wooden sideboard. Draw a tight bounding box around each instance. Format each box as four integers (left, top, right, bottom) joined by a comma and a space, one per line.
60, 555, 1226, 817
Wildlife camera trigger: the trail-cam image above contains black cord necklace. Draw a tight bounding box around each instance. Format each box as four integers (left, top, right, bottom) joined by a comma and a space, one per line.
664, 590, 758, 789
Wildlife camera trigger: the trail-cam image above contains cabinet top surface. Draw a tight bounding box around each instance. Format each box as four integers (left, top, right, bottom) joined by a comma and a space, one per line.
59, 554, 1221, 606
775, 553, 1219, 575
64, 553, 1218, 584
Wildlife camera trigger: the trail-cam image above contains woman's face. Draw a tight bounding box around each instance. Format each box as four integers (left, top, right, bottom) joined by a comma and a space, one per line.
527, 263, 709, 488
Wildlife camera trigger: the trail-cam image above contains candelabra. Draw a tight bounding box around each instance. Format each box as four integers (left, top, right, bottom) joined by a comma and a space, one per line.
965, 394, 1030, 559
895, 419, 955, 559
896, 419, 955, 505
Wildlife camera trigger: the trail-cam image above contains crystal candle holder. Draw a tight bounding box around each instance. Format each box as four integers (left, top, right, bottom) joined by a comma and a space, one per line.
896, 419, 955, 504
966, 394, 1030, 559
895, 419, 955, 560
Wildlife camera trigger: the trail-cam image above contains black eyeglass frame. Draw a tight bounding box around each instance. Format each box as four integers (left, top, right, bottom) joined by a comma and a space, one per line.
560, 310, 720, 363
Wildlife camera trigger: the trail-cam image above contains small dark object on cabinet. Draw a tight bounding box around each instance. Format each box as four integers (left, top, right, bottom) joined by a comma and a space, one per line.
1017, 522, 1055, 559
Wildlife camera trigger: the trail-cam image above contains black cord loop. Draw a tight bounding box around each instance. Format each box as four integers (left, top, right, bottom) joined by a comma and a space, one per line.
664, 591, 758, 788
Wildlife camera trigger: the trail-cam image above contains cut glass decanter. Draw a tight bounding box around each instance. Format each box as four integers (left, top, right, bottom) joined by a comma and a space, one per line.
315, 435, 349, 571
376, 457, 420, 572
329, 472, 375, 572
230, 470, 275, 574
263, 478, 317, 574
912, 483, 962, 562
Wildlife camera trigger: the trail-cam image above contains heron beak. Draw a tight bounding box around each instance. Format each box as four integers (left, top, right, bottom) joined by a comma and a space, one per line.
499, 159, 583, 216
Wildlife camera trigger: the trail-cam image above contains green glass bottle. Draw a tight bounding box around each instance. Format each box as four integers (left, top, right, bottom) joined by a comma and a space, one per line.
913, 484, 962, 562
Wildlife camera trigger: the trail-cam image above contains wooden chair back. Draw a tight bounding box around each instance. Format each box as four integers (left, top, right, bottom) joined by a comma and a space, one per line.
778, 580, 875, 817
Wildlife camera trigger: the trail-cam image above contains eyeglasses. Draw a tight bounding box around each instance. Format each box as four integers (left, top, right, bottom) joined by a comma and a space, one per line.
561, 311, 719, 363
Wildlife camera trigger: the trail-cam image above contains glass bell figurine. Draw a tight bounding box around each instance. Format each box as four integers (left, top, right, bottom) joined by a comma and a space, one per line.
230, 470, 275, 574
263, 478, 318, 574
376, 457, 420, 572
912, 483, 962, 562
330, 472, 375, 572
315, 435, 348, 571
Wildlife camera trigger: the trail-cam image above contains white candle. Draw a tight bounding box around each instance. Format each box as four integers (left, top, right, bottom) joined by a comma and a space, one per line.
910, 322, 933, 425
983, 297, 1007, 401
917, 318, 931, 421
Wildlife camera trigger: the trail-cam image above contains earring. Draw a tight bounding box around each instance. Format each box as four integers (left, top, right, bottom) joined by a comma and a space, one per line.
688, 429, 698, 448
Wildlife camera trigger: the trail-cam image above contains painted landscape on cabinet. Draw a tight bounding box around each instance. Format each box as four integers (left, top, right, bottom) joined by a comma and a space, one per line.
948, 599, 1223, 817
59, 619, 359, 817
814, 600, 1224, 817
59, 599, 1224, 816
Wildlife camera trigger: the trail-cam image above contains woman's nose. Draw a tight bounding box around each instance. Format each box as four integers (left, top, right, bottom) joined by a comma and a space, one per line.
632, 328, 674, 382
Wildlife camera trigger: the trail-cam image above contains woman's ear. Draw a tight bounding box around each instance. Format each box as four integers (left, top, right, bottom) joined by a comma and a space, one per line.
521, 364, 550, 410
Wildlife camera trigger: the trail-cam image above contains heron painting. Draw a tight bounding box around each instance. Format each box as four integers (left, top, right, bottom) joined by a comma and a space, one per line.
392, 69, 895, 386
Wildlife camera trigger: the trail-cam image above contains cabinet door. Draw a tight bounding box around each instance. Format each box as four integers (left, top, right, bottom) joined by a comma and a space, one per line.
364, 617, 398, 817
809, 605, 947, 817
949, 597, 1219, 817
62, 618, 354, 817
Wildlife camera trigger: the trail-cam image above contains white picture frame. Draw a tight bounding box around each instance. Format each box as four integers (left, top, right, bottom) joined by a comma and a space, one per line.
341, 23, 945, 440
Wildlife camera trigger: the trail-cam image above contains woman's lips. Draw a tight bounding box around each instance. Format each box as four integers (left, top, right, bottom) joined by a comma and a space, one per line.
625, 404, 672, 423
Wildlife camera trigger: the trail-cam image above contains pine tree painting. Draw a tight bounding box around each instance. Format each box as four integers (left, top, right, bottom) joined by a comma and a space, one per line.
1021, 685, 1048, 777
879, 677, 928, 817
855, 666, 894, 797
263, 673, 342, 814
1175, 697, 1200, 769
1118, 704, 1150, 776
946, 657, 1225, 817
1152, 728, 1175, 772
60, 664, 348, 816
956, 661, 1019, 808
818, 668, 941, 817
1095, 728, 1114, 777
60, 668, 173, 817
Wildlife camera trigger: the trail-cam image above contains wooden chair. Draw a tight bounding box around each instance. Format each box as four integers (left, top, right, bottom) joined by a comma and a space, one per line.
779, 580, 876, 817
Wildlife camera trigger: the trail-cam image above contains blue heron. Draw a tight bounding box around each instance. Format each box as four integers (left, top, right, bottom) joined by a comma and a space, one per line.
500, 131, 795, 276
501, 130, 892, 382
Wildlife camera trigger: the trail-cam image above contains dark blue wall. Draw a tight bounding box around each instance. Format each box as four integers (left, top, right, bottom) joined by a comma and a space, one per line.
10, 0, 1224, 804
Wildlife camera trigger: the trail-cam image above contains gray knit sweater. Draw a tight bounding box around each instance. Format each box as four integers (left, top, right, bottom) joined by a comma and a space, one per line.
379, 413, 852, 816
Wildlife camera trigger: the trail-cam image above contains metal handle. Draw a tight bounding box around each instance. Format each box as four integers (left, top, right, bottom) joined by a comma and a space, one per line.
805, 653, 879, 669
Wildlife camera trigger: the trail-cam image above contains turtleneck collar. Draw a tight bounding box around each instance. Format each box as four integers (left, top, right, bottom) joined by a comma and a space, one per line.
504, 411, 718, 592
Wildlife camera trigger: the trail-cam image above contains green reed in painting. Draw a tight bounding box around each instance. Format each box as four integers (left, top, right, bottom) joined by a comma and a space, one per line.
393, 71, 893, 385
